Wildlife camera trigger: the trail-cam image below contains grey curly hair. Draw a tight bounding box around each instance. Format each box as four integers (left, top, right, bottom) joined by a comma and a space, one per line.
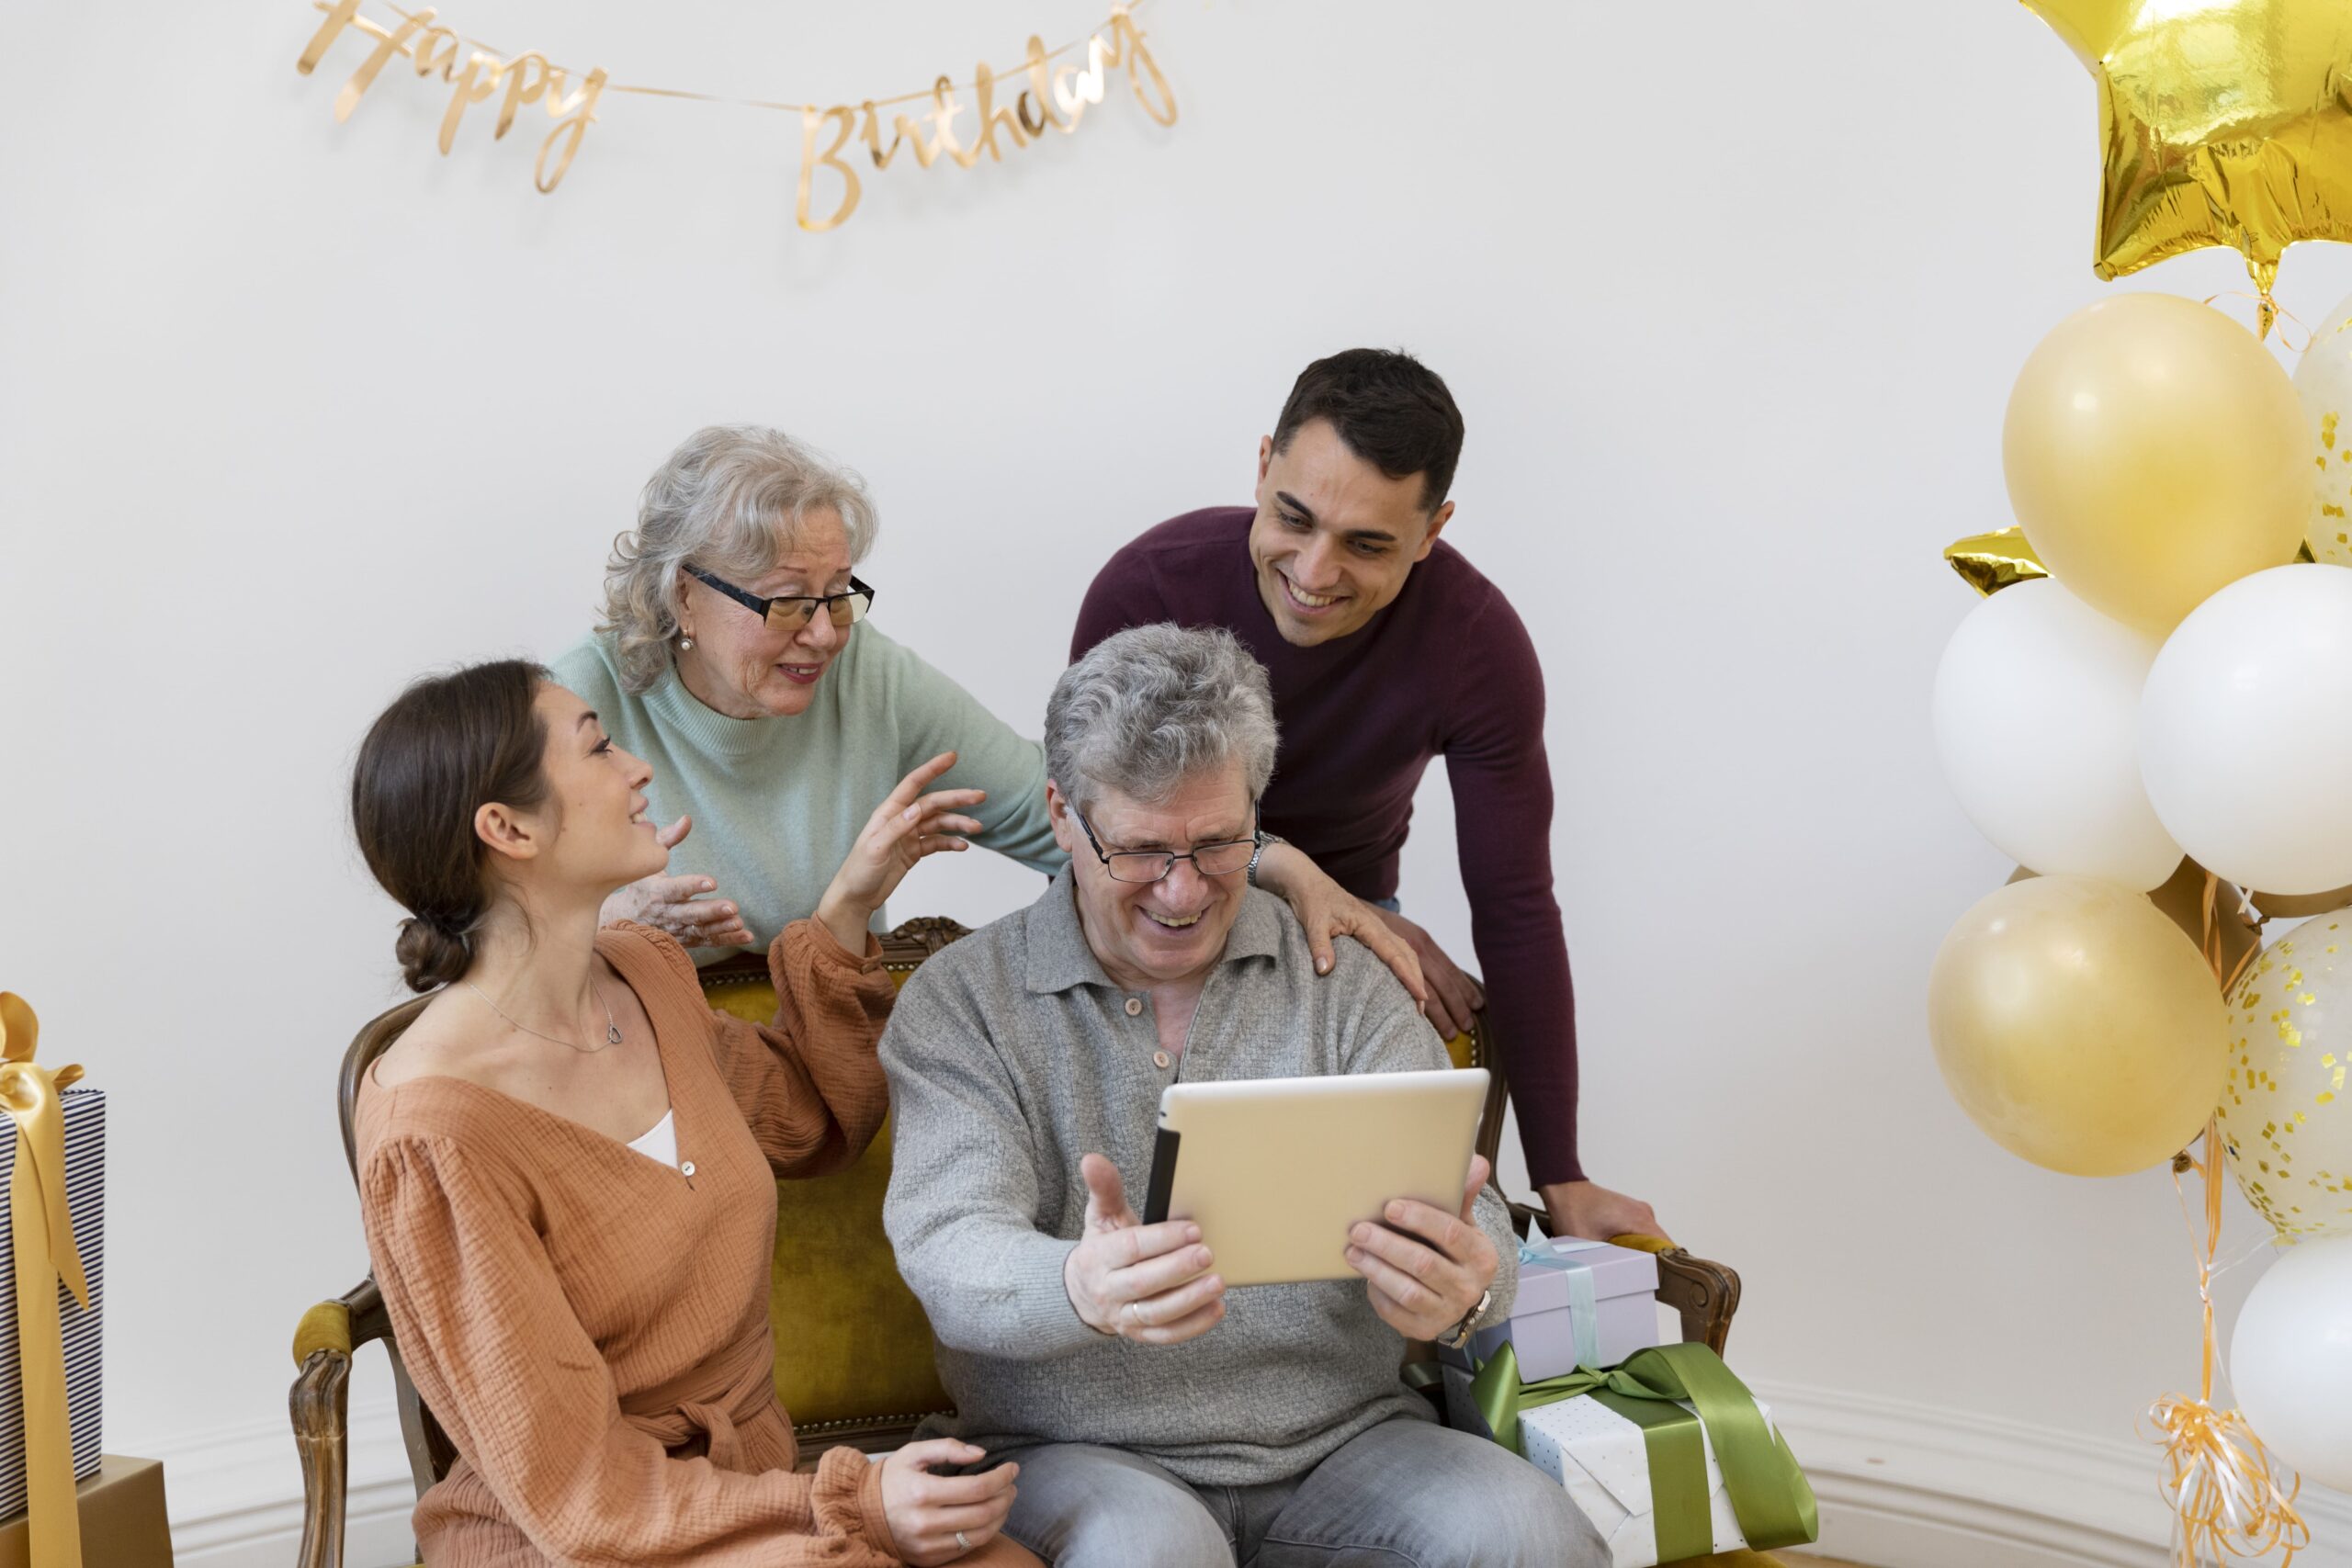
1045, 624, 1279, 814
595, 425, 880, 693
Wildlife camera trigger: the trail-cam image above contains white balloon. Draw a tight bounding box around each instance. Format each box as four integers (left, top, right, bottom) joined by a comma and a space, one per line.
2232, 1236, 2352, 1494
1932, 577, 2179, 889
2293, 291, 2352, 566
2143, 564, 2352, 895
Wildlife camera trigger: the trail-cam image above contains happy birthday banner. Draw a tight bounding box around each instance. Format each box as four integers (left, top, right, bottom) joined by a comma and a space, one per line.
294, 0, 1175, 231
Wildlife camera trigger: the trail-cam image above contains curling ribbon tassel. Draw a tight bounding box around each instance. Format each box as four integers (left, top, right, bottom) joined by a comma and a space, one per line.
0, 994, 88, 1568
2145, 1388, 2306, 1566
2149, 897, 2308, 1567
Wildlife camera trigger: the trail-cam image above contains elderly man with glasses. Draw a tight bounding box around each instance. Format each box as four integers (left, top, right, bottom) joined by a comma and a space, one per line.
880, 625, 1602, 1567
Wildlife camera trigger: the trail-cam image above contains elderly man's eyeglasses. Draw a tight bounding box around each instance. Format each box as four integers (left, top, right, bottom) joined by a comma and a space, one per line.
686, 566, 876, 630
1072, 804, 1261, 885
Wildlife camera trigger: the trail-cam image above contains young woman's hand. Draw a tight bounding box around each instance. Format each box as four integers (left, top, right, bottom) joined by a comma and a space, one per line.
815, 752, 987, 953
878, 1438, 1020, 1565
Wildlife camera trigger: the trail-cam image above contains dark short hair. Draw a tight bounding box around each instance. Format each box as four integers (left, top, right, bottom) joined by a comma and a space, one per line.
1271, 348, 1464, 512
352, 659, 552, 992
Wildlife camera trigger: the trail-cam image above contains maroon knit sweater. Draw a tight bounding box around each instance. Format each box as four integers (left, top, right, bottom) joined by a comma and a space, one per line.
1071, 507, 1583, 1185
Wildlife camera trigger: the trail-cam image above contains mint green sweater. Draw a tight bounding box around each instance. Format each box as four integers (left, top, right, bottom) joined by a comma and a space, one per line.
550, 627, 1065, 962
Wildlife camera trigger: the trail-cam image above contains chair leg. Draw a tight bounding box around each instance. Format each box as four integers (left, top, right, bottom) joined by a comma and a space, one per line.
291, 1348, 351, 1568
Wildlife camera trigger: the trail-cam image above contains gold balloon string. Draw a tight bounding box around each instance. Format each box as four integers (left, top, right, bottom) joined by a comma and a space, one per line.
363, 0, 1146, 114
2201, 291, 2312, 354
2137, 876, 2309, 1565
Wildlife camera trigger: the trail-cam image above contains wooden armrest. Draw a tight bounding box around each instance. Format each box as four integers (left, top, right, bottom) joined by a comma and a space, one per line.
291, 1277, 388, 1568
1508, 1202, 1743, 1357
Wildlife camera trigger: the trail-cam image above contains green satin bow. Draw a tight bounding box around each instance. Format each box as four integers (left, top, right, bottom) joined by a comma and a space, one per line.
1467, 1340, 1818, 1562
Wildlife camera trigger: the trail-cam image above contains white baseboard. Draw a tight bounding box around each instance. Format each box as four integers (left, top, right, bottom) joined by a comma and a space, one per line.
148, 1383, 2352, 1568
151, 1397, 415, 1568
1749, 1377, 2352, 1568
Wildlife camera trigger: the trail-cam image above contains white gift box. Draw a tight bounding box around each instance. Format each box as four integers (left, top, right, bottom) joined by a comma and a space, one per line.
1442, 1364, 1777, 1568
0, 1088, 104, 1519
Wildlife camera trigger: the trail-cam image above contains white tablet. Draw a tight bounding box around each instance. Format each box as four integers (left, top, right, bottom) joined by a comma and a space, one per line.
1141, 1068, 1489, 1287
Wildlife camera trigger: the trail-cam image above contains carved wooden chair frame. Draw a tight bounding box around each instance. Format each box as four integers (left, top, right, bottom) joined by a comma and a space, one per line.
289, 916, 1741, 1568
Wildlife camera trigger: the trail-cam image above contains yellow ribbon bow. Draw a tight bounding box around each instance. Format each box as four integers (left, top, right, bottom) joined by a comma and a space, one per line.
0, 994, 90, 1568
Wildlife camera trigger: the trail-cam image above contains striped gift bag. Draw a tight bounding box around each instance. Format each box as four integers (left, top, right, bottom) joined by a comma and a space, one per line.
0, 1087, 104, 1518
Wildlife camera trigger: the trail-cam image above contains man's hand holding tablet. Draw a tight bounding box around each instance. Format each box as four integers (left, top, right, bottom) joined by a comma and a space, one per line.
1345, 1154, 1500, 1340
1063, 1152, 1229, 1344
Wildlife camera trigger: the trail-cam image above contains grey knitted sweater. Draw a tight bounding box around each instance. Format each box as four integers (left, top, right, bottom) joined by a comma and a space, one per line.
878, 873, 1519, 1486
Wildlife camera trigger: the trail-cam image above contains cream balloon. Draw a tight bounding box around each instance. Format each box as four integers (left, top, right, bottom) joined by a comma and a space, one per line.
2293, 289, 2352, 566
1934, 578, 2179, 889
1928, 874, 2228, 1177
2221, 915, 2352, 1240
2004, 293, 2309, 633
2230, 1236, 2352, 1493
2142, 564, 2352, 896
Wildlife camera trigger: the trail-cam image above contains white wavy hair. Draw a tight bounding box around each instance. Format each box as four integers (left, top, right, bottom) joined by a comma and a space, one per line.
595, 425, 879, 692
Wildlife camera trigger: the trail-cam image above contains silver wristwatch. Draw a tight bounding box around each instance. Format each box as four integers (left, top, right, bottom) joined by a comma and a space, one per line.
1437, 1288, 1493, 1351
1245, 831, 1287, 887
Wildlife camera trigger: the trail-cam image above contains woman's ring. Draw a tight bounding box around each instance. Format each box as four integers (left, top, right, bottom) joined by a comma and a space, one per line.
956, 1529, 971, 1551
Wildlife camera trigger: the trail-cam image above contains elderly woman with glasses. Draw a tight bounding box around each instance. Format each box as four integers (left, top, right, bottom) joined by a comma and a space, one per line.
554, 425, 1424, 988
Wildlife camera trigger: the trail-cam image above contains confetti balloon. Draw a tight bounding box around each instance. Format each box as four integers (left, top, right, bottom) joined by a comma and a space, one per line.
1928, 874, 2228, 1178
2222, 917, 2352, 1240
2292, 291, 2352, 567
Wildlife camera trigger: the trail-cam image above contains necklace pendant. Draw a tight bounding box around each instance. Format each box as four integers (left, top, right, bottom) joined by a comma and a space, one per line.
606, 1022, 624, 1046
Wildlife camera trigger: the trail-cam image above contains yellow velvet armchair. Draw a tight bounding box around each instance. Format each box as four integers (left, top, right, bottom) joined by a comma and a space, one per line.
289, 917, 1781, 1568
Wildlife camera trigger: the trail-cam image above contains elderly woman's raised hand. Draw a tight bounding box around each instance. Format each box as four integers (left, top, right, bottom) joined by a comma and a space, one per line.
597, 816, 757, 949
812, 751, 988, 953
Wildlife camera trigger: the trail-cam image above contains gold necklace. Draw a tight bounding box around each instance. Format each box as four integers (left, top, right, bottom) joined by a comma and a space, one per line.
464, 978, 624, 1054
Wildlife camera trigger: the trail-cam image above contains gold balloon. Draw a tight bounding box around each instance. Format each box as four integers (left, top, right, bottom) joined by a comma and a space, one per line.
2254, 885, 2352, 920
1945, 527, 2049, 596
1930, 874, 2229, 1177
2003, 294, 2310, 634
2010, 858, 2263, 990
2018, 0, 2352, 294
2220, 915, 2352, 1239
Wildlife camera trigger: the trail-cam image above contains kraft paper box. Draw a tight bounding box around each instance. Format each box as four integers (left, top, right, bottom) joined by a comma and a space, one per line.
1439, 1236, 1659, 1382
0, 1455, 169, 1568
0, 1088, 104, 1519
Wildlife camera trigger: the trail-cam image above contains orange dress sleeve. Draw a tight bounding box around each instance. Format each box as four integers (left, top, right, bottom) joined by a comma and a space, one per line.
619, 919, 896, 1179
360, 1133, 903, 1566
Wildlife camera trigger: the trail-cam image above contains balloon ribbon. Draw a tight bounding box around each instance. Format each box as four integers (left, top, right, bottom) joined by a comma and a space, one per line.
2143, 886, 2306, 1566
0, 995, 88, 1568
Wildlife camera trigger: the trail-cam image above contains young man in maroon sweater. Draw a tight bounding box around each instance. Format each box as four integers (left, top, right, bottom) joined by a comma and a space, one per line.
1069, 348, 1661, 1242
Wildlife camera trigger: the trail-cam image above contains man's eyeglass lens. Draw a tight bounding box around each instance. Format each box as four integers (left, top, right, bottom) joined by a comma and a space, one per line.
1102, 841, 1256, 883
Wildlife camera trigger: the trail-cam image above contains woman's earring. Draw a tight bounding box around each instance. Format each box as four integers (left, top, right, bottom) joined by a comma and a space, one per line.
679, 634, 695, 651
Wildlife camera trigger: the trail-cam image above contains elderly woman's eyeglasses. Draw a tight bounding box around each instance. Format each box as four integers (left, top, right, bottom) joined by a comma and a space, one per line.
685, 566, 876, 630
1072, 804, 1261, 884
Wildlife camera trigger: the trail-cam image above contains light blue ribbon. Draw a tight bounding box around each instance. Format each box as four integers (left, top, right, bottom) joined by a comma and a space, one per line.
1517, 1237, 1607, 1369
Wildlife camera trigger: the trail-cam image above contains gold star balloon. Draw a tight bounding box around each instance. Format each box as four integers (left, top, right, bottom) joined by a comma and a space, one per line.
2020, 0, 2352, 296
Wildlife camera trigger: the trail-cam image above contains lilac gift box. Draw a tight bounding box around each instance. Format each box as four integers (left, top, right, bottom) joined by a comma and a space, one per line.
1440, 1237, 1660, 1382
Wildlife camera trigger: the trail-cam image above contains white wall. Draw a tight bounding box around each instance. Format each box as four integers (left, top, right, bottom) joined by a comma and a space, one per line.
7, 1, 2352, 1562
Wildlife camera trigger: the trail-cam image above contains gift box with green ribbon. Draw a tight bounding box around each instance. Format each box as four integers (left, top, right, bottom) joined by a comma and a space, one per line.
1443, 1340, 1816, 1567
